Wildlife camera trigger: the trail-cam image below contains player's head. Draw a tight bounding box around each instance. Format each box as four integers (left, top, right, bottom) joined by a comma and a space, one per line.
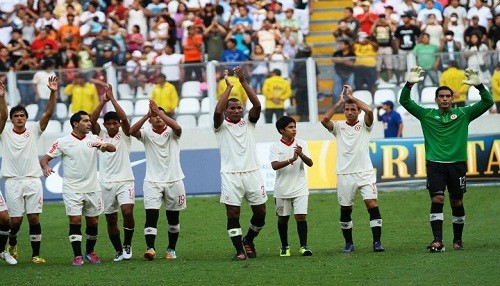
103, 111, 121, 135
70, 111, 91, 134
9, 105, 28, 128
225, 98, 243, 122
344, 99, 360, 123
149, 107, 167, 129
435, 86, 454, 110
275, 116, 296, 136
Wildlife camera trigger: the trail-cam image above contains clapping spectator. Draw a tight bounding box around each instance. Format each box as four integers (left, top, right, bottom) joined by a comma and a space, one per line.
249, 44, 268, 94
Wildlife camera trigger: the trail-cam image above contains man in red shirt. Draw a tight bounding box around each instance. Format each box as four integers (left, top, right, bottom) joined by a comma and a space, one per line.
355, 1, 378, 35
31, 30, 59, 61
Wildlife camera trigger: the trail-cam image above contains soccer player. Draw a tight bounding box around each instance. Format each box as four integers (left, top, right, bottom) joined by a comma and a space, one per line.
90, 85, 135, 261
0, 77, 58, 264
321, 85, 385, 253
214, 67, 267, 261
129, 100, 186, 261
400, 66, 493, 252
270, 116, 314, 257
40, 111, 116, 266
0, 82, 17, 265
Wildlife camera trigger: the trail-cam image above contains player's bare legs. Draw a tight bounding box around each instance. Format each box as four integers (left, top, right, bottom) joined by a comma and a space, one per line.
0, 210, 17, 265
364, 199, 384, 252
225, 204, 246, 260
242, 204, 266, 258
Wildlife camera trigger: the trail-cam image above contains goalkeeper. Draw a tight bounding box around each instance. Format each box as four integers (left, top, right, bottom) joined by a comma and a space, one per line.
400, 66, 493, 253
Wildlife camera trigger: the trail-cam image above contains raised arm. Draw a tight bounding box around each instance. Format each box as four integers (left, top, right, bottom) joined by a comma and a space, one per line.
213, 70, 234, 129
344, 85, 373, 126
462, 68, 494, 119
233, 66, 260, 121
321, 87, 345, 132
39, 76, 59, 131
0, 81, 8, 134
108, 86, 131, 135
150, 100, 182, 137
90, 84, 110, 135
129, 111, 150, 140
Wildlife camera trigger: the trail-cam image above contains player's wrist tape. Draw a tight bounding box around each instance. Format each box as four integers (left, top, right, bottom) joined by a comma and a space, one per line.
474, 83, 484, 90
405, 82, 414, 88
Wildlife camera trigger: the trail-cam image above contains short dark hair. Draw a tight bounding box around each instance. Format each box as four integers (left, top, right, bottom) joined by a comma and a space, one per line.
226, 38, 237, 45
272, 69, 281, 76
344, 99, 359, 110
344, 7, 353, 13
435, 86, 453, 98
103, 111, 120, 123
226, 98, 240, 109
70, 111, 89, 128
9, 105, 28, 119
275, 116, 295, 134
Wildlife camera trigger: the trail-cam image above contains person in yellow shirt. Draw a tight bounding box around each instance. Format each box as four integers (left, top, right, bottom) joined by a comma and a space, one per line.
150, 73, 179, 117
262, 69, 292, 123
491, 63, 500, 113
64, 73, 99, 114
353, 32, 378, 94
439, 61, 469, 107
217, 69, 247, 107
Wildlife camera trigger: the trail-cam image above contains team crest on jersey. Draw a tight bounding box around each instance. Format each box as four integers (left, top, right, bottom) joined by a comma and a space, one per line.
450, 114, 457, 120
23, 132, 30, 138
355, 125, 361, 131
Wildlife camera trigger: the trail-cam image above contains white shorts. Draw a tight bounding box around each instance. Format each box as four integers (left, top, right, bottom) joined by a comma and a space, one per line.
5, 177, 43, 217
143, 180, 187, 211
63, 192, 103, 217
101, 181, 136, 214
220, 170, 268, 206
0, 191, 7, 212
275, 195, 309, 216
337, 171, 378, 206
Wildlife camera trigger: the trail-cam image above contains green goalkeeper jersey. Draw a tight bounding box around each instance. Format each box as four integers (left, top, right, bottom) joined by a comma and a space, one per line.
399, 85, 493, 162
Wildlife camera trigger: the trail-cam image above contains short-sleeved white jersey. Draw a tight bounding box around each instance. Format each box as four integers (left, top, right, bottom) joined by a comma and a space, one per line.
214, 118, 260, 173
1, 122, 43, 178
269, 138, 309, 198
330, 119, 374, 174
98, 129, 134, 182
139, 126, 184, 182
46, 133, 101, 193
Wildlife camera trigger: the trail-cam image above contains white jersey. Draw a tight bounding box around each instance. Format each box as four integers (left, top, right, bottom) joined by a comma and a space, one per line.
269, 138, 309, 198
214, 118, 260, 173
46, 133, 102, 193
330, 119, 374, 174
139, 126, 184, 183
1, 122, 43, 178
98, 129, 134, 182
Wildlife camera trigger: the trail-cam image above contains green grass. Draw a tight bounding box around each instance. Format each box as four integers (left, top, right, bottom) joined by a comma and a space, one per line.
3, 187, 500, 285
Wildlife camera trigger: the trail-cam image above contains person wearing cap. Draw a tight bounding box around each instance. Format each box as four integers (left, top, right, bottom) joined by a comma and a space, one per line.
491, 63, 500, 112
400, 66, 493, 253
376, 100, 403, 137
279, 8, 300, 40
142, 42, 157, 65
356, 1, 378, 35
394, 11, 421, 84
262, 69, 292, 123
399, 0, 420, 20
466, 0, 493, 29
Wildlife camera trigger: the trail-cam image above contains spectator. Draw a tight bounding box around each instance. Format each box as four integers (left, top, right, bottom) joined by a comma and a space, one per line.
416, 0, 443, 26
35, 10, 60, 32
174, 2, 189, 50
399, 0, 420, 18
279, 8, 300, 41
383, 6, 400, 29
31, 30, 59, 62
466, 0, 493, 29
249, 44, 268, 94
332, 39, 356, 106
57, 4, 81, 25
32, 59, 57, 120
372, 0, 397, 16
273, 2, 285, 22
440, 31, 463, 70
281, 26, 298, 75
126, 24, 145, 52
220, 38, 248, 69
291, 44, 317, 122
421, 14, 444, 47
0, 47, 10, 82
60, 48, 80, 86
439, 61, 468, 107
13, 48, 37, 106
20, 13, 37, 44
154, 44, 184, 94
182, 25, 204, 81
443, 0, 467, 27
413, 33, 440, 95
216, 68, 247, 105
269, 44, 290, 79
445, 12, 465, 48
91, 29, 121, 67
150, 73, 179, 118
489, 14, 500, 52
492, 63, 500, 112
376, 100, 403, 138
80, 1, 106, 27
371, 14, 396, 84
7, 29, 30, 66
145, 0, 168, 27
53, 0, 84, 20
333, 20, 355, 47
39, 44, 62, 68
125, 0, 148, 40
339, 7, 360, 36
58, 14, 81, 51
353, 32, 378, 93
142, 42, 156, 65
225, 22, 252, 57
463, 15, 488, 46
80, 16, 104, 45
203, 19, 228, 61
125, 50, 148, 96
250, 2, 267, 32
293, 0, 313, 39
394, 12, 421, 84
356, 1, 378, 35
465, 33, 491, 85
106, 0, 127, 27
231, 6, 253, 32
253, 19, 281, 55
262, 69, 292, 123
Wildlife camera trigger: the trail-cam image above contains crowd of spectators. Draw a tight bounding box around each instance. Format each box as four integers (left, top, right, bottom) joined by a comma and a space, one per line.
0, 0, 313, 111
332, 0, 500, 98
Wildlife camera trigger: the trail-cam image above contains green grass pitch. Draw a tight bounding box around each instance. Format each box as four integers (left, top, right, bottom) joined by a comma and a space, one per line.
3, 186, 499, 285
